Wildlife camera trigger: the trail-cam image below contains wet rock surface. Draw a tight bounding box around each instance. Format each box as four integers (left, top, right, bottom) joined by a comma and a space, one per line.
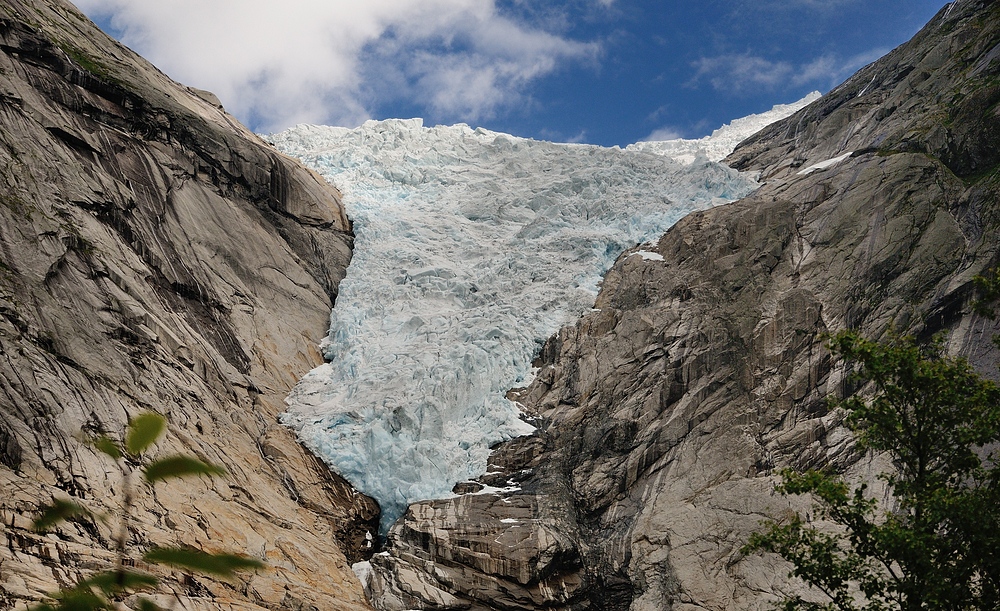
369, 2, 1000, 609
0, 0, 377, 609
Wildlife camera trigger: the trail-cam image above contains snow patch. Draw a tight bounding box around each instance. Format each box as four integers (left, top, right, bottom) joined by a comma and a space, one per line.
797, 151, 854, 175
352, 561, 373, 593
857, 74, 878, 98
629, 250, 665, 262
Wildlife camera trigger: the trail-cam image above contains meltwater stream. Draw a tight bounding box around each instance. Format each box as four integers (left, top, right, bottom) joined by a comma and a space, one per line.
269, 97, 815, 532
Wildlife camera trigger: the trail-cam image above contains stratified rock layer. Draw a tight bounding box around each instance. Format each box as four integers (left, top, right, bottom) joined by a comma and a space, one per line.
369, 1, 1000, 609
0, 1, 377, 609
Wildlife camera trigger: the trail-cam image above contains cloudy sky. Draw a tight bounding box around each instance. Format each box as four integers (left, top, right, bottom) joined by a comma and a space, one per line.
76, 0, 947, 146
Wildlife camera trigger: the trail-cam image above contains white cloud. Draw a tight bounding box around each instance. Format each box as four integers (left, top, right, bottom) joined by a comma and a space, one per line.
536, 127, 587, 143
642, 126, 682, 141
689, 47, 888, 95
690, 54, 794, 92
737, 0, 861, 12
75, 0, 597, 132
799, 48, 889, 85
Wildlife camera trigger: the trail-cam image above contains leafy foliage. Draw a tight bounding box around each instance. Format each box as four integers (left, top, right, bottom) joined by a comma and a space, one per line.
32, 498, 92, 532
144, 547, 264, 579
744, 330, 1000, 611
33, 589, 110, 611
135, 599, 162, 611
76, 570, 159, 594
971, 268, 1000, 320
124, 413, 166, 457
143, 455, 226, 484
91, 436, 122, 460
746, 471, 892, 611
31, 411, 262, 611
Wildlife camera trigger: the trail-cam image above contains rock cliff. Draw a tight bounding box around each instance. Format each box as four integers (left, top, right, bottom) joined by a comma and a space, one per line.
368, 1, 1000, 609
0, 0, 377, 609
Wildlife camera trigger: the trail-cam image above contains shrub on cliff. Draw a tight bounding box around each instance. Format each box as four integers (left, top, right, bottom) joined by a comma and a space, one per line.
31, 412, 263, 611
745, 329, 1000, 611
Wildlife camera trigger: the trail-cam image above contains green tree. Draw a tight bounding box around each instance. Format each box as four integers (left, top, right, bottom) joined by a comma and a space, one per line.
31, 412, 264, 611
744, 330, 1000, 611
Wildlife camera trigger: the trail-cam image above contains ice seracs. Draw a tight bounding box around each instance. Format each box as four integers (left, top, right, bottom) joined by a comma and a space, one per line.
269, 96, 817, 532
629, 91, 821, 164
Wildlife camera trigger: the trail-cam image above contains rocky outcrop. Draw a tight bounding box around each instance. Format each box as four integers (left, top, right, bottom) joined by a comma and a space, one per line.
0, 1, 378, 609
368, 1, 1000, 609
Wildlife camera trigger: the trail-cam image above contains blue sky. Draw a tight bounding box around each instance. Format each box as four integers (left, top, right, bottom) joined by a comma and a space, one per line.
76, 0, 947, 146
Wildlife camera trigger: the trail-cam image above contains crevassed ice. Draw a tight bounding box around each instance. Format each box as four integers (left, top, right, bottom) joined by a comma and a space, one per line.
628, 91, 821, 164
269, 100, 810, 532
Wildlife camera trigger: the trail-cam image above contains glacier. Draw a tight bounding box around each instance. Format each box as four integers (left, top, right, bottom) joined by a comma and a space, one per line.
269, 95, 815, 532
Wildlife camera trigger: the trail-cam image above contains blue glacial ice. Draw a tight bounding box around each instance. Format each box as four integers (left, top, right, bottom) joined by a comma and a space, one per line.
269, 97, 814, 531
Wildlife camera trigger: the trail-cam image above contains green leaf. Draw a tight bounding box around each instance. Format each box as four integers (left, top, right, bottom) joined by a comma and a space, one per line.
972, 268, 1000, 319
90, 435, 121, 460
135, 598, 164, 611
33, 499, 91, 532
39, 588, 111, 611
125, 412, 166, 457
144, 547, 264, 578
142, 455, 226, 484
748, 329, 1000, 611
77, 569, 158, 595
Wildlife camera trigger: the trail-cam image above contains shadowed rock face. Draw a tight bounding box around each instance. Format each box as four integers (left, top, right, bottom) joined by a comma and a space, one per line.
369, 2, 1000, 610
0, 1, 378, 609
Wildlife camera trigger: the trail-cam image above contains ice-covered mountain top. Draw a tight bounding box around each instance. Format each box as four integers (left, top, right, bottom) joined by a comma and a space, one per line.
628, 91, 821, 164
269, 99, 812, 532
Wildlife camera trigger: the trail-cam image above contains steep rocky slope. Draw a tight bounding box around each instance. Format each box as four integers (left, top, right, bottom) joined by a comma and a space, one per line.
368, 1, 1000, 609
0, 0, 377, 609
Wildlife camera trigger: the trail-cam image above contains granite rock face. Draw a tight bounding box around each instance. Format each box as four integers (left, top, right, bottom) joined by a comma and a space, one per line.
0, 1, 378, 609
369, 2, 1000, 609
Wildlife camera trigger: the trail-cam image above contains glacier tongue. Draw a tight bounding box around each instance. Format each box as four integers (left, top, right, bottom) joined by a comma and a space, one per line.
270, 119, 761, 532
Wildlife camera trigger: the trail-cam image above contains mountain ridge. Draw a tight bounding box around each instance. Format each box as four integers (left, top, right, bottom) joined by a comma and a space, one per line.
364, 1, 1000, 609
0, 0, 378, 608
